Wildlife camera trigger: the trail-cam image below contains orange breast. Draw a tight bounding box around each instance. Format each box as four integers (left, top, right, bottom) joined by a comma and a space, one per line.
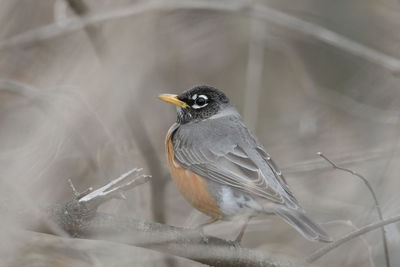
166, 129, 221, 218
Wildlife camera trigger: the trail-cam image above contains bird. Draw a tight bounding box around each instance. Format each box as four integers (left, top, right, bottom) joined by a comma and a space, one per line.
158, 85, 332, 243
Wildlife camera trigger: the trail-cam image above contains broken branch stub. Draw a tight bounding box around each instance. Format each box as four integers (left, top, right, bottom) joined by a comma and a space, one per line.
51, 168, 150, 236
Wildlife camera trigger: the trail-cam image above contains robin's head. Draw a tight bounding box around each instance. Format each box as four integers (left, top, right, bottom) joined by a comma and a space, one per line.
158, 85, 231, 124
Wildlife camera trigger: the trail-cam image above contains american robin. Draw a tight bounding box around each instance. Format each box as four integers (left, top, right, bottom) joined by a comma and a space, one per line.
158, 85, 332, 242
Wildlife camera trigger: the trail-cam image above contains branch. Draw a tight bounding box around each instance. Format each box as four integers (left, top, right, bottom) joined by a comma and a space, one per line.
0, 79, 119, 189
77, 168, 150, 207
7, 161, 400, 266
20, 169, 300, 267
46, 211, 300, 267
65, 0, 89, 14
44, 168, 150, 236
282, 147, 399, 174
316, 152, 390, 267
323, 220, 376, 267
63, 0, 107, 55
306, 214, 400, 263
127, 111, 170, 223
1, 0, 400, 73
32, 170, 400, 267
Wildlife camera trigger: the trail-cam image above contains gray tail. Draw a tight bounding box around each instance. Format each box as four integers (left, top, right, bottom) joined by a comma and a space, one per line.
274, 208, 332, 243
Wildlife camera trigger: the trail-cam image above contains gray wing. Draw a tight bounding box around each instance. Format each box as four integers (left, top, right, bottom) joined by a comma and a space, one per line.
171, 116, 299, 208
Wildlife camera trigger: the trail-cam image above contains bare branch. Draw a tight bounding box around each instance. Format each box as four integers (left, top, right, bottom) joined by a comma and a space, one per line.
1, 0, 400, 73
0, 168, 295, 266
34, 172, 299, 267
317, 152, 390, 267
306, 214, 400, 263
58, 212, 300, 267
28, 173, 400, 267
68, 178, 80, 197
323, 220, 375, 267
6, 162, 400, 266
78, 168, 151, 208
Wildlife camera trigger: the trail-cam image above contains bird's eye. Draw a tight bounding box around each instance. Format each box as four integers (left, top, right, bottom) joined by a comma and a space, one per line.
195, 97, 206, 106
191, 95, 208, 109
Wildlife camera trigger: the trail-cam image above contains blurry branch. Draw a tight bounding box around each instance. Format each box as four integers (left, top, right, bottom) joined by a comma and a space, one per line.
0, 80, 112, 181
65, 0, 171, 227
323, 220, 375, 267
2, 0, 400, 73
306, 214, 400, 263
243, 18, 265, 130
65, 0, 172, 237
0, 79, 115, 142
0, 0, 236, 49
63, 0, 107, 55
0, 79, 46, 99
279, 42, 400, 125
249, 3, 400, 74
127, 111, 170, 223
306, 83, 399, 125
65, 0, 89, 14
282, 147, 400, 174
0, 77, 168, 227
317, 152, 390, 267
23, 170, 300, 267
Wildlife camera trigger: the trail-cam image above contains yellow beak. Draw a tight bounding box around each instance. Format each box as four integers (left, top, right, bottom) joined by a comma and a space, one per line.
158, 94, 189, 108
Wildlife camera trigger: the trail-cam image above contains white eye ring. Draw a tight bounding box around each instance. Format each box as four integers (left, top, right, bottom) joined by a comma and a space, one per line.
191, 94, 208, 109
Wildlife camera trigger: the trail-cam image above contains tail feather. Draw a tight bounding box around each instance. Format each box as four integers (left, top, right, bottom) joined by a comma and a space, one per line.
274, 208, 332, 243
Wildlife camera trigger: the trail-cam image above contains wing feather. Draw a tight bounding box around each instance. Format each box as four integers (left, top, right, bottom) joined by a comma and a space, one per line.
170, 116, 298, 206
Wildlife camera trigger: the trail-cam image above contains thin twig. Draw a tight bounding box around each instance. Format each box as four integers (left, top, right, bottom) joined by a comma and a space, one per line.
323, 220, 375, 267
1, 0, 400, 73
306, 214, 400, 263
282, 147, 398, 174
68, 178, 79, 197
317, 152, 390, 267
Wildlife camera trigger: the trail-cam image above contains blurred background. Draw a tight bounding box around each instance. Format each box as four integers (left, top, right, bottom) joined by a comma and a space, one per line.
0, 0, 400, 266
